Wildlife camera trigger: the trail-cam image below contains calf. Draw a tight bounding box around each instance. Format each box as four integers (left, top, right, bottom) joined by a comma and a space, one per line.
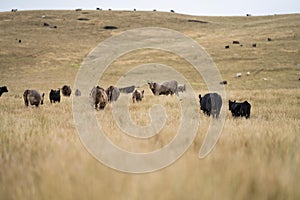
132, 90, 144, 103
178, 84, 186, 92
49, 89, 60, 103
62, 85, 72, 97
23, 89, 45, 107
229, 100, 251, 119
0, 86, 8, 97
199, 93, 222, 118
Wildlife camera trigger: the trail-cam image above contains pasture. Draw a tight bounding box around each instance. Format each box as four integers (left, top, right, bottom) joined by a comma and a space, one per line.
0, 10, 299, 199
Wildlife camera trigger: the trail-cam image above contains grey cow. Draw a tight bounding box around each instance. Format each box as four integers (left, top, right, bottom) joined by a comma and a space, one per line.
23, 89, 45, 107
148, 80, 178, 96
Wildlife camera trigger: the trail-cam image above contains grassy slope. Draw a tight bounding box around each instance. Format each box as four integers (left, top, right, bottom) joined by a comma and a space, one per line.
0, 10, 299, 200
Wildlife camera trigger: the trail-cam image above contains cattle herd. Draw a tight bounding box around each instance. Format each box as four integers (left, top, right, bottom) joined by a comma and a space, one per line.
0, 80, 251, 119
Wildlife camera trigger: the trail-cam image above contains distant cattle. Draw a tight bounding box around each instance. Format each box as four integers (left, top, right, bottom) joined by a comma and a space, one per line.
246, 14, 252, 16
148, 80, 178, 96
199, 93, 222, 118
75, 8, 82, 11
90, 86, 108, 110
252, 43, 257, 47
225, 45, 230, 49
96, 8, 102, 10
0, 86, 8, 97
153, 9, 157, 11
132, 90, 144, 103
49, 89, 60, 103
229, 100, 251, 119
119, 85, 135, 94
62, 85, 72, 97
178, 84, 186, 92
170, 10, 175, 13
233, 41, 240, 44
75, 89, 81, 96
11, 9, 17, 12
133, 8, 136, 11
236, 73, 242, 78
106, 86, 120, 102
220, 80, 227, 85
246, 72, 251, 76
44, 22, 50, 27
23, 89, 45, 107
267, 38, 272, 41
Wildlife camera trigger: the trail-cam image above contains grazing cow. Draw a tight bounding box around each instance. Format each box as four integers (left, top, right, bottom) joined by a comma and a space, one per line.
49, 89, 60, 103
153, 9, 157, 11
178, 84, 186, 92
0, 86, 8, 97
225, 45, 230, 49
90, 86, 108, 110
220, 80, 227, 85
106, 86, 120, 102
229, 100, 251, 119
170, 10, 175, 13
119, 85, 135, 94
236, 73, 242, 78
75, 8, 82, 11
44, 22, 49, 27
233, 40, 240, 44
62, 85, 72, 97
148, 80, 178, 96
267, 38, 272, 41
132, 90, 144, 103
252, 43, 257, 47
23, 90, 45, 107
11, 9, 18, 12
246, 14, 252, 16
199, 93, 222, 118
246, 72, 251, 76
75, 89, 81, 96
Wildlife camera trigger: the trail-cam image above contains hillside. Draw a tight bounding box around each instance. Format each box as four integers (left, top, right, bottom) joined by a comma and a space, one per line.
0, 10, 299, 200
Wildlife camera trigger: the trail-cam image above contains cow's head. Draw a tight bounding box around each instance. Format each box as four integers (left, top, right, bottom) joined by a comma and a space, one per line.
1, 86, 8, 93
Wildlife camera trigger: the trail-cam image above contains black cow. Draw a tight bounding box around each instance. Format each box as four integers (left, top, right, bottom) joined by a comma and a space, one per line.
0, 86, 8, 97
75, 89, 81, 96
229, 100, 251, 119
119, 85, 135, 94
49, 89, 60, 103
62, 85, 72, 97
225, 45, 230, 49
106, 86, 120, 102
23, 89, 45, 107
199, 93, 222, 118
233, 40, 240, 44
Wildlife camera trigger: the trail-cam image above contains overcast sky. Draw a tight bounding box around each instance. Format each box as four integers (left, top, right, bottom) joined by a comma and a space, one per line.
1, 0, 299, 16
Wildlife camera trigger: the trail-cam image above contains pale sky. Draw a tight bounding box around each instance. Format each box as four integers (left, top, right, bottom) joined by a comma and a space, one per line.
1, 0, 299, 16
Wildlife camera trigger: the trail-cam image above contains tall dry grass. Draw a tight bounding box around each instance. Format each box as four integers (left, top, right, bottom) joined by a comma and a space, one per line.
0, 10, 299, 200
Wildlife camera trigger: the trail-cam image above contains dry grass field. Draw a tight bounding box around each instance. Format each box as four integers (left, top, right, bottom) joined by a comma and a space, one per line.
0, 10, 300, 199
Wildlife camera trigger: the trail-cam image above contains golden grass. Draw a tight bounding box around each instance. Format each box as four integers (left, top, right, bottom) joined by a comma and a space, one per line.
0, 10, 299, 199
